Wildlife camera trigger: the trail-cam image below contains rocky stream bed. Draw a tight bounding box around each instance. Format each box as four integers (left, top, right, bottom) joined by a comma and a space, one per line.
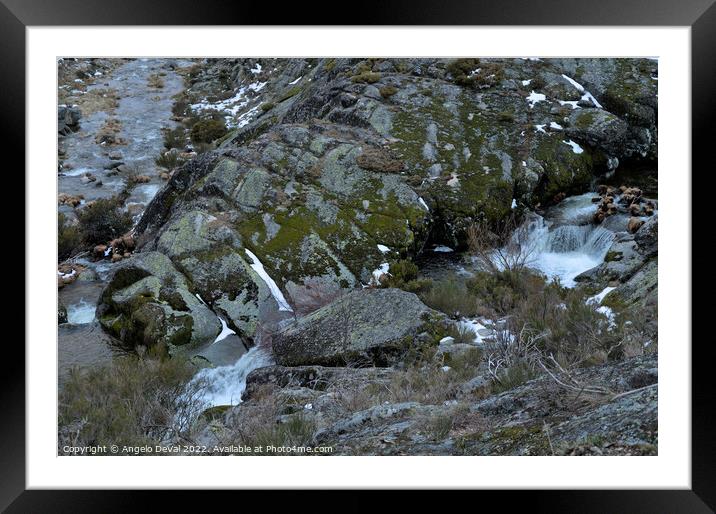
58, 57, 658, 455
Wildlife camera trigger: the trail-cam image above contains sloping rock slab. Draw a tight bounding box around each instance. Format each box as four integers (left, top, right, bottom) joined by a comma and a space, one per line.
272, 288, 446, 367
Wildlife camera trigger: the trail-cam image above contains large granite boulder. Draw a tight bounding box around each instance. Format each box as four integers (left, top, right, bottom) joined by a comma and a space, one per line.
97, 251, 221, 350
272, 288, 448, 366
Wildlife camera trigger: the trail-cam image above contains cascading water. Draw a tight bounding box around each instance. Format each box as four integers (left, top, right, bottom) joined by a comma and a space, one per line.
190, 346, 274, 407
505, 193, 616, 287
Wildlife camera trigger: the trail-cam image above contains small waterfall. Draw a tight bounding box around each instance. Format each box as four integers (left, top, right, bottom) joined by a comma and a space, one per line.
190, 346, 274, 407
504, 194, 615, 287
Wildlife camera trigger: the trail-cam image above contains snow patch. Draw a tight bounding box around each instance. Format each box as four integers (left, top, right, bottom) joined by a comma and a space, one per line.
526, 91, 546, 108
587, 286, 616, 305
370, 262, 390, 285
377, 244, 391, 254
244, 249, 293, 312
563, 139, 584, 154
213, 317, 237, 344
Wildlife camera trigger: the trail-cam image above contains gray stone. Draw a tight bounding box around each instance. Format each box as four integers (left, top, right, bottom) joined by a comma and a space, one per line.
272, 288, 444, 367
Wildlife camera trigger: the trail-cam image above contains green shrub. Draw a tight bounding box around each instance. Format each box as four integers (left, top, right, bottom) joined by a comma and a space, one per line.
381, 259, 432, 293
490, 362, 539, 394
260, 102, 275, 112
351, 71, 381, 84
147, 73, 164, 89
162, 127, 186, 150
529, 76, 546, 90
58, 355, 205, 451
389, 259, 418, 282
76, 197, 132, 245
419, 275, 479, 318
155, 149, 184, 170
239, 414, 316, 454
278, 86, 302, 103
497, 111, 515, 122
324, 58, 336, 71
445, 322, 478, 345
171, 93, 190, 117
446, 58, 504, 88
58, 213, 82, 261
379, 85, 398, 98
190, 118, 227, 144
466, 269, 546, 316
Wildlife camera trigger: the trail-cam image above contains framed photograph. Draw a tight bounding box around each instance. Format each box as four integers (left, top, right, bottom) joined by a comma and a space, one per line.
8, 0, 713, 509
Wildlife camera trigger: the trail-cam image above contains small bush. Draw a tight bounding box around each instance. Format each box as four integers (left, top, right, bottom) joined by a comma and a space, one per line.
171, 93, 190, 117
529, 76, 546, 90
445, 323, 478, 346
76, 197, 132, 245
446, 58, 504, 88
379, 85, 398, 98
466, 268, 545, 316
147, 73, 164, 89
419, 275, 479, 318
58, 355, 205, 451
324, 58, 336, 71
278, 86, 302, 103
162, 127, 186, 150
190, 118, 227, 144
351, 71, 381, 84
497, 111, 515, 122
58, 213, 82, 261
155, 149, 184, 170
260, 102, 275, 112
490, 361, 539, 394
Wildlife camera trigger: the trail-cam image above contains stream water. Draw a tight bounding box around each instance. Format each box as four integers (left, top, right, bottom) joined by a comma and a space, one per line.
58, 59, 191, 381
510, 193, 617, 287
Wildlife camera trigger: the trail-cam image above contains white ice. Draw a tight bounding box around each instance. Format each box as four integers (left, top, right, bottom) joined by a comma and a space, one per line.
371, 262, 390, 285
377, 244, 391, 254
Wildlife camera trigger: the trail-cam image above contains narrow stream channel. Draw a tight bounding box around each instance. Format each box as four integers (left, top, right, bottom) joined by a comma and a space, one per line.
58, 58, 192, 382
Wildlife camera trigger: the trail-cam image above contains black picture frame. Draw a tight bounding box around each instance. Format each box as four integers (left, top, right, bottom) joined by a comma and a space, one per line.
6, 0, 713, 510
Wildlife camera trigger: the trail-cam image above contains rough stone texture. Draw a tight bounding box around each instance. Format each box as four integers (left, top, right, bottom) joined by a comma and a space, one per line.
220, 354, 657, 455
97, 251, 221, 349
102, 57, 657, 351
58, 105, 81, 135
272, 288, 445, 366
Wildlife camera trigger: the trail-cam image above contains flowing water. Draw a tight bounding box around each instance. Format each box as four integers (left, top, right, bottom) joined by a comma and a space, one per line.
190, 346, 274, 407
58, 59, 192, 379
512, 193, 617, 287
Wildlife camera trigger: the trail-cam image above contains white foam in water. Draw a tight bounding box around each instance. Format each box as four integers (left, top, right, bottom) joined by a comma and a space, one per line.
191, 346, 273, 407
502, 202, 615, 287
67, 299, 96, 324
